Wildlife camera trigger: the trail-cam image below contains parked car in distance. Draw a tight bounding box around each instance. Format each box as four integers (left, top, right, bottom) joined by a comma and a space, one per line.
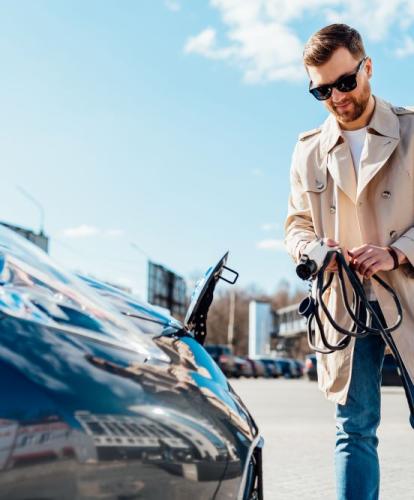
305, 354, 318, 381
244, 358, 267, 378
234, 356, 254, 378
292, 359, 305, 378
257, 358, 282, 378
381, 353, 402, 386
204, 344, 238, 378
275, 358, 298, 379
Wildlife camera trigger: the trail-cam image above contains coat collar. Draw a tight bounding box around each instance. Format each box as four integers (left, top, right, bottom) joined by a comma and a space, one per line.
319, 95, 400, 157
319, 96, 400, 203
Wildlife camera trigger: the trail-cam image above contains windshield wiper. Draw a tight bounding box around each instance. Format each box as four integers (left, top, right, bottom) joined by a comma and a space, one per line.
121, 311, 173, 327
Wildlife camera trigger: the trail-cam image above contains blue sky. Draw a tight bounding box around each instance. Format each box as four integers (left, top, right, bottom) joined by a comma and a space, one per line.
2, 1, 414, 300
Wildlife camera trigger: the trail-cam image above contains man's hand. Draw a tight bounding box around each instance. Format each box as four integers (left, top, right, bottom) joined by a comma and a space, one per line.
324, 238, 340, 272
348, 244, 406, 278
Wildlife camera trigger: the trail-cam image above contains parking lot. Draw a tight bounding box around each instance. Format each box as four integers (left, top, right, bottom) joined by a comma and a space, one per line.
232, 378, 414, 500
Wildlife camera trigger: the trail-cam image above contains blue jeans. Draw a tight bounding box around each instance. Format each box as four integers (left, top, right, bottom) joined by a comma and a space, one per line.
335, 301, 414, 499
335, 301, 386, 500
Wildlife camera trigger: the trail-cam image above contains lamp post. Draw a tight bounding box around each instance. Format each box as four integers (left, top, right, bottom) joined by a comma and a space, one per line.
16, 185, 45, 234
227, 289, 236, 348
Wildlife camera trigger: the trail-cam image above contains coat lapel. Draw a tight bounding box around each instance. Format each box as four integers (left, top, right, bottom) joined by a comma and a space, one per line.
356, 134, 399, 199
319, 96, 400, 204
320, 114, 357, 204
327, 142, 357, 204
356, 97, 400, 199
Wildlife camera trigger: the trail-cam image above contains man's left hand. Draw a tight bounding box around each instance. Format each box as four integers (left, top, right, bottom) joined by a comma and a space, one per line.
348, 244, 406, 278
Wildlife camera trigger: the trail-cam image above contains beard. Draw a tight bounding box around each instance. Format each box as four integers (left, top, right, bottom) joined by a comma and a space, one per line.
327, 79, 371, 123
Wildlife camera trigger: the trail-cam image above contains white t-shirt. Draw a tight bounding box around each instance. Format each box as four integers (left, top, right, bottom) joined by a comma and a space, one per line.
342, 126, 376, 300
342, 127, 367, 179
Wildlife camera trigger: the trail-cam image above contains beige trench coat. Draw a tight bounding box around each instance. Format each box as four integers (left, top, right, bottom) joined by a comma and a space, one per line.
284, 96, 414, 404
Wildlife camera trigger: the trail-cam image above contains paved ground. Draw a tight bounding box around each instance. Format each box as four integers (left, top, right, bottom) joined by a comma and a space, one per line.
231, 378, 414, 500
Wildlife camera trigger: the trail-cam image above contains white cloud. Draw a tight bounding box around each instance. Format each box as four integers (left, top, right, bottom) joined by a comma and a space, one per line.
62, 224, 99, 238
184, 0, 414, 83
261, 222, 280, 231
256, 238, 285, 250
165, 0, 181, 12
62, 225, 124, 239
325, 0, 412, 42
395, 35, 414, 58
184, 28, 235, 60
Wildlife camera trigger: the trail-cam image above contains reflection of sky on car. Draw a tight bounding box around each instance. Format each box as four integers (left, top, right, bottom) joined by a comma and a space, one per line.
0, 318, 167, 425
78, 274, 182, 335
0, 225, 166, 358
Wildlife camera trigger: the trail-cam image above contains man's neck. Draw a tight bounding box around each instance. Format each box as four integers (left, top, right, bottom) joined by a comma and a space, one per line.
338, 95, 376, 131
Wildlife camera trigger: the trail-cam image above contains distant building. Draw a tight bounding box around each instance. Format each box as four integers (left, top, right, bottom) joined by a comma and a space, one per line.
0, 222, 49, 253
248, 301, 274, 358
248, 300, 311, 359
147, 260, 187, 318
274, 303, 311, 359
276, 303, 307, 338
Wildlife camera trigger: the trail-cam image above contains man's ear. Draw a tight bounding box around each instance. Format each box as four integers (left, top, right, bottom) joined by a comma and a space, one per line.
366, 57, 373, 79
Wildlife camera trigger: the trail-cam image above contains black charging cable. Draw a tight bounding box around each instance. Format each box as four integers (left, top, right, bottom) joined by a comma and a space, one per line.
299, 249, 414, 421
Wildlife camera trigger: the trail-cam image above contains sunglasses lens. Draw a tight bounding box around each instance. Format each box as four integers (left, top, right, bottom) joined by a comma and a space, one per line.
336, 74, 357, 93
310, 85, 332, 101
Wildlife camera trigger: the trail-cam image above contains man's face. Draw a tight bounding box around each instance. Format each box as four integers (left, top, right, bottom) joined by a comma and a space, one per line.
307, 47, 372, 125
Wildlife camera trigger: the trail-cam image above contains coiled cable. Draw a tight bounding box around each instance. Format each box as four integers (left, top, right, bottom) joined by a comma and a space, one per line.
299, 248, 414, 422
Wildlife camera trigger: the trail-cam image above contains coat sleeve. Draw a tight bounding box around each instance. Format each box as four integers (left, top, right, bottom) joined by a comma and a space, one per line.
284, 142, 317, 264
390, 229, 414, 278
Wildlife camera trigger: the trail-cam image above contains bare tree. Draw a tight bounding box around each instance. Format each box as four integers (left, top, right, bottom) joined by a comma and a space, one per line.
205, 279, 306, 356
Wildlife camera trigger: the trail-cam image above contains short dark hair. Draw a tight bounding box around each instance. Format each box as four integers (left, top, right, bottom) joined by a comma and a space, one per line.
303, 24, 366, 67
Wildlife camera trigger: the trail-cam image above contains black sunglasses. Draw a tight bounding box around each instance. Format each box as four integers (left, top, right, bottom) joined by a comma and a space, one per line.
309, 56, 368, 101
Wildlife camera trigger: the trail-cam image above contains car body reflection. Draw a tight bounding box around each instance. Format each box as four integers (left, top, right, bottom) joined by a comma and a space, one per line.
0, 224, 263, 499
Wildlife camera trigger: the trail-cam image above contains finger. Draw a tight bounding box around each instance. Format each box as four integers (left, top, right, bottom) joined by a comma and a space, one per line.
328, 254, 338, 268
365, 261, 382, 278
324, 237, 339, 247
348, 244, 370, 257
353, 249, 377, 270
366, 252, 395, 275
325, 256, 338, 272
326, 261, 338, 270
358, 256, 379, 275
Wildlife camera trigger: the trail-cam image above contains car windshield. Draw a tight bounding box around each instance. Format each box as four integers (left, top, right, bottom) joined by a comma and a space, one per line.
0, 224, 166, 359
77, 274, 183, 334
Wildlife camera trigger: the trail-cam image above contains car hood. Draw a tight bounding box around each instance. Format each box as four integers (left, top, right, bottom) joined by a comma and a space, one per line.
0, 224, 169, 361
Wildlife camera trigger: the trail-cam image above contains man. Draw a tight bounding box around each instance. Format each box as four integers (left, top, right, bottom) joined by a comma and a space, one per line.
284, 24, 414, 500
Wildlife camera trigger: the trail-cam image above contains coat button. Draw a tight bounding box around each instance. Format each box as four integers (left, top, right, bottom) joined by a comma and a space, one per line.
382, 190, 391, 199
315, 180, 324, 190
390, 230, 397, 239
330, 206, 336, 214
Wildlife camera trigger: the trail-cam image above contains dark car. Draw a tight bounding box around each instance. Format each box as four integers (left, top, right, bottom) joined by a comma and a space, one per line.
0, 227, 263, 500
382, 353, 402, 386
204, 344, 238, 378
234, 356, 254, 378
275, 358, 298, 379
292, 359, 305, 378
258, 358, 282, 378
244, 358, 266, 378
305, 354, 318, 381
303, 352, 403, 385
